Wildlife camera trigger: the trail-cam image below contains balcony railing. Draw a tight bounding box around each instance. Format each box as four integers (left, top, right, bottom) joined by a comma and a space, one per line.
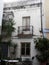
18, 26, 33, 38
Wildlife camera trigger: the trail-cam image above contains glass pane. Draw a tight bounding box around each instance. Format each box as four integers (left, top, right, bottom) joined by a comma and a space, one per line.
26, 43, 30, 47
22, 17, 26, 30
21, 48, 25, 55
23, 17, 26, 26
26, 17, 30, 26
26, 48, 30, 55
21, 43, 25, 48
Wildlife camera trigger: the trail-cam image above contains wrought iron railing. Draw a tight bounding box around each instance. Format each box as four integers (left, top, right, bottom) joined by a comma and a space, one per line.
18, 26, 33, 38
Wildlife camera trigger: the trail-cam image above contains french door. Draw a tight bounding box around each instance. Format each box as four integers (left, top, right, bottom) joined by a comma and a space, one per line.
22, 16, 30, 30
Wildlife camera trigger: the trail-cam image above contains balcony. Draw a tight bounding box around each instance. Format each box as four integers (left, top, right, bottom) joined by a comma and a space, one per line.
18, 26, 33, 38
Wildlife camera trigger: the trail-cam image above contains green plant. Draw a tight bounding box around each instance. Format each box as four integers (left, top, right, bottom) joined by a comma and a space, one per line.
1, 18, 15, 59
2, 19, 15, 38
34, 38, 49, 62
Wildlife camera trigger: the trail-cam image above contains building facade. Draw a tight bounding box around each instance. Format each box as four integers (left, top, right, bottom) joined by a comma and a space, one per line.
44, 0, 49, 39
3, 0, 44, 65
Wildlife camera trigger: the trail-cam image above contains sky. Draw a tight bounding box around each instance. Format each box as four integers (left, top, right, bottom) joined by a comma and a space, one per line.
4, 0, 26, 3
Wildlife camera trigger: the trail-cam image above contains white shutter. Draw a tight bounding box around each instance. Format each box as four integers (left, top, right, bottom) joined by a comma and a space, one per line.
23, 17, 26, 26
26, 17, 30, 29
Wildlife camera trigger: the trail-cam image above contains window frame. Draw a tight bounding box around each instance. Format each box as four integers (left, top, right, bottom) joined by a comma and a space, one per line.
22, 16, 30, 31
21, 42, 31, 56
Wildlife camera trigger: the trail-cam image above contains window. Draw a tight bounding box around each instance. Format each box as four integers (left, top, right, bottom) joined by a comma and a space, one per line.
22, 17, 30, 30
21, 42, 30, 56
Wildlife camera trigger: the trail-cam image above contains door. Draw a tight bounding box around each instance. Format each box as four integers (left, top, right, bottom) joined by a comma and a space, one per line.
22, 16, 30, 30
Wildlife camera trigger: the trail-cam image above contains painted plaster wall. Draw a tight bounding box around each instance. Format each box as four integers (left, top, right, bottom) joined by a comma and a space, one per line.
8, 2, 41, 61
11, 38, 40, 65
4, 1, 43, 65
13, 6, 41, 36
44, 0, 49, 39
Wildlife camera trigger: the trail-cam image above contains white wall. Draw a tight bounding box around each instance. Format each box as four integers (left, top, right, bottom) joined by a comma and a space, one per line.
7, 2, 42, 65
13, 6, 41, 36
11, 38, 40, 65
10, 6, 42, 57
11, 6, 41, 65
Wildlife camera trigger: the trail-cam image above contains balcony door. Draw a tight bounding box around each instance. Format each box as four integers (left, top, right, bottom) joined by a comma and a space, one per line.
22, 16, 30, 31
